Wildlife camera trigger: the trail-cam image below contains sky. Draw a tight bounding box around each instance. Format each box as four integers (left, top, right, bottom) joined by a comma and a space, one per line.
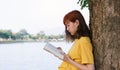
0, 0, 89, 35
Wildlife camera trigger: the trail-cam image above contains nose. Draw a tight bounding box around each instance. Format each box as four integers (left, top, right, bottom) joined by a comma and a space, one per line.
67, 27, 69, 32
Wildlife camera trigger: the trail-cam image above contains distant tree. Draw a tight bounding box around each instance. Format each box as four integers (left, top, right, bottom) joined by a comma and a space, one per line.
19, 29, 29, 35
15, 29, 29, 39
48, 35, 54, 39
0, 30, 12, 39
36, 31, 47, 39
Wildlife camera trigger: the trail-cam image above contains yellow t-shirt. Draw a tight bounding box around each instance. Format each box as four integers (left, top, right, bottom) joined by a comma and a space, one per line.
58, 37, 94, 70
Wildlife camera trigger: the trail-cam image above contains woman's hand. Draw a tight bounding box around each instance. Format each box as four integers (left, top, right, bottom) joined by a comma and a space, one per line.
56, 47, 72, 62
61, 52, 71, 63
52, 47, 64, 59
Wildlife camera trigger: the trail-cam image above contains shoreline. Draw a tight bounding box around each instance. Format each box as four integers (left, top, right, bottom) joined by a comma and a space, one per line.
0, 40, 42, 44
0, 40, 65, 44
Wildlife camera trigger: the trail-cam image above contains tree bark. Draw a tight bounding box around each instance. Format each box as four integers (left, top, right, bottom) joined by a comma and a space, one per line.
89, 0, 120, 70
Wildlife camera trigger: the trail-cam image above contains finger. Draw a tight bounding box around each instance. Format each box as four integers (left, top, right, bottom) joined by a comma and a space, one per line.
57, 47, 61, 49
60, 52, 66, 55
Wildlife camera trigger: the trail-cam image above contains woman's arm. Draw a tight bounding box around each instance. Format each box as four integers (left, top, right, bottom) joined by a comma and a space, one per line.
62, 53, 95, 70
56, 47, 95, 70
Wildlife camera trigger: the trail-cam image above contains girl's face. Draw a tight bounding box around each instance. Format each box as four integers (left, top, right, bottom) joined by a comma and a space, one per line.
65, 20, 79, 35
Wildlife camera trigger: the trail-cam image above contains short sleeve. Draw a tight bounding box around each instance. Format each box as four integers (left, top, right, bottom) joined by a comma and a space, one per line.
79, 37, 94, 64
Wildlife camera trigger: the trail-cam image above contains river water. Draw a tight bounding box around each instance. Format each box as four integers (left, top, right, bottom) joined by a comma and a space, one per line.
0, 42, 72, 70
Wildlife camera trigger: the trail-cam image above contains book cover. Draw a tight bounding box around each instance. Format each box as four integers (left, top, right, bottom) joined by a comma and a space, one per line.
43, 42, 64, 59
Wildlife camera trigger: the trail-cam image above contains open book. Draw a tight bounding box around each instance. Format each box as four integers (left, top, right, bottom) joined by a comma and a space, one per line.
43, 42, 64, 59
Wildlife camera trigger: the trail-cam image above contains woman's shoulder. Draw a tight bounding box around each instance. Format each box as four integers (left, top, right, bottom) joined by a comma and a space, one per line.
79, 36, 90, 41
78, 36, 93, 49
74, 36, 91, 44
79, 36, 90, 40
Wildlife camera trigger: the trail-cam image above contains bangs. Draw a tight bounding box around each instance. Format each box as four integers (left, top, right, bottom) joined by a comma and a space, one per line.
64, 20, 70, 26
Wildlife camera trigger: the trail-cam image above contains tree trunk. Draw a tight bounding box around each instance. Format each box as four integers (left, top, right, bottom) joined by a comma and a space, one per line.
89, 0, 120, 70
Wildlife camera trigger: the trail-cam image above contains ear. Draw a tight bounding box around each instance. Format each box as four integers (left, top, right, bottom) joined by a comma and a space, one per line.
75, 19, 80, 26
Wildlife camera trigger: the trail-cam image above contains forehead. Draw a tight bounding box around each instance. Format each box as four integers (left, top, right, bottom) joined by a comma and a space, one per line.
64, 20, 71, 25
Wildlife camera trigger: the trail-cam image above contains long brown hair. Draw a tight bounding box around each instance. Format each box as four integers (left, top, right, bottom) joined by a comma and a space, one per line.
63, 10, 91, 42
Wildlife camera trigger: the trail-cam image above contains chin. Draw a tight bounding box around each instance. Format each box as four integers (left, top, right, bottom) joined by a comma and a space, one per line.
71, 33, 75, 35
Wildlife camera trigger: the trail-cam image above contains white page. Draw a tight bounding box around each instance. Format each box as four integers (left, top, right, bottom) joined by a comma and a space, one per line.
43, 42, 64, 59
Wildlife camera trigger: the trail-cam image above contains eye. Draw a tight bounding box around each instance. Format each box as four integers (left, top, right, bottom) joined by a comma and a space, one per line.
66, 24, 70, 27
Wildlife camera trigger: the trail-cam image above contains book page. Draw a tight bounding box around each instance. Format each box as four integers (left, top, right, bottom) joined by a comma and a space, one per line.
43, 42, 64, 59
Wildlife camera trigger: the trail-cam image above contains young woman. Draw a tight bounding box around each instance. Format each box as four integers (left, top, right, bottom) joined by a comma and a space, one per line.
57, 10, 95, 70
